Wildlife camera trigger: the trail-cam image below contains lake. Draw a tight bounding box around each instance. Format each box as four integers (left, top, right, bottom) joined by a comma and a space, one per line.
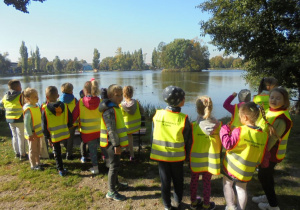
0, 70, 254, 121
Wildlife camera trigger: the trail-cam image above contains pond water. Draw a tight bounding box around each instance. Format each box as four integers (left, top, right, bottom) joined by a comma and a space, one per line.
0, 70, 255, 121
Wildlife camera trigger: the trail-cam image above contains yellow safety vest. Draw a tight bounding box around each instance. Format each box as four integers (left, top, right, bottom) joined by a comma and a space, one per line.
150, 109, 187, 162
66, 98, 78, 126
78, 98, 101, 134
44, 103, 70, 143
120, 101, 141, 134
190, 122, 222, 174
253, 94, 269, 111
265, 110, 292, 160
229, 104, 242, 129
223, 125, 268, 182
23, 106, 43, 139
100, 107, 128, 148
2, 94, 23, 119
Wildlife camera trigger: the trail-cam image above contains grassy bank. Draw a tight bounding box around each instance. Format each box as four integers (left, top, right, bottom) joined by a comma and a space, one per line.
0, 114, 299, 209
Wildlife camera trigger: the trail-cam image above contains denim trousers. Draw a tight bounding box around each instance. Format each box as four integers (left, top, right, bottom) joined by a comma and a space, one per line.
106, 143, 120, 192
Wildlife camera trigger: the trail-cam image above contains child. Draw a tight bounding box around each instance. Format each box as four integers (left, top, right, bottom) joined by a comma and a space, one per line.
252, 87, 292, 210
23, 88, 43, 170
59, 82, 78, 160
223, 89, 251, 129
72, 80, 101, 174
220, 102, 268, 210
253, 77, 278, 111
190, 96, 221, 210
42, 86, 72, 176
120, 85, 145, 161
1, 80, 27, 160
150, 85, 192, 210
99, 84, 129, 201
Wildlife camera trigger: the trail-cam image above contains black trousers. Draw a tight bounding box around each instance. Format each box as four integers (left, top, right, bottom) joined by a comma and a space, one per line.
158, 161, 184, 208
106, 143, 121, 192
258, 161, 278, 207
53, 141, 64, 171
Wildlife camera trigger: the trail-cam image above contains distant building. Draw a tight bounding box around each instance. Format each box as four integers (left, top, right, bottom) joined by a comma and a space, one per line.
82, 63, 93, 71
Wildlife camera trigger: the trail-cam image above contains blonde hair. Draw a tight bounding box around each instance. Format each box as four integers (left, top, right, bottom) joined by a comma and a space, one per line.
84, 80, 100, 96
239, 102, 260, 125
45, 86, 58, 102
258, 77, 278, 94
123, 86, 133, 99
269, 87, 290, 109
195, 96, 213, 120
23, 87, 38, 98
61, 83, 73, 94
8, 80, 21, 90
107, 84, 123, 98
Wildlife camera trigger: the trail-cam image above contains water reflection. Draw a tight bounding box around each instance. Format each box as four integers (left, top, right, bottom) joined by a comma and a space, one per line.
0, 70, 252, 121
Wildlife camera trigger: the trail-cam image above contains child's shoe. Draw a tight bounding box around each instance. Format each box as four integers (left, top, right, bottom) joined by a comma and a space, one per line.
80, 156, 86, 163
252, 195, 268, 203
190, 197, 203, 210
20, 154, 28, 160
59, 168, 68, 176
258, 203, 280, 210
106, 191, 126, 201
89, 166, 99, 174
225, 206, 237, 210
31, 165, 44, 171
15, 154, 20, 159
202, 202, 216, 210
116, 182, 128, 191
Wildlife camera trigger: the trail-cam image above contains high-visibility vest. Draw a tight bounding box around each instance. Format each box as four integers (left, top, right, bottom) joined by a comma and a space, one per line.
265, 109, 292, 160
78, 98, 101, 134
253, 94, 269, 111
150, 109, 187, 162
44, 103, 70, 143
66, 98, 78, 126
190, 122, 222, 175
120, 101, 141, 134
23, 106, 43, 139
100, 107, 128, 148
229, 104, 242, 129
223, 125, 268, 182
2, 94, 23, 119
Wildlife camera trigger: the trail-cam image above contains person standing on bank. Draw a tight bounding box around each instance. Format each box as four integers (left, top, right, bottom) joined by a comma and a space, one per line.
150, 85, 192, 210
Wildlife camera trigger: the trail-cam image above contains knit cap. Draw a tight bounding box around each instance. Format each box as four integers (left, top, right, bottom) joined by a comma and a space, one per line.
238, 89, 251, 102
162, 85, 185, 106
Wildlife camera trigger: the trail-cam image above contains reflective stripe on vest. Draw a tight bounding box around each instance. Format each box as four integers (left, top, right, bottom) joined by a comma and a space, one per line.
78, 99, 101, 134
100, 107, 129, 147
253, 94, 269, 111
67, 98, 78, 126
229, 104, 242, 129
44, 104, 70, 143
224, 125, 268, 182
190, 122, 222, 175
150, 109, 187, 162
2, 94, 23, 119
23, 106, 43, 139
265, 109, 292, 160
120, 101, 141, 134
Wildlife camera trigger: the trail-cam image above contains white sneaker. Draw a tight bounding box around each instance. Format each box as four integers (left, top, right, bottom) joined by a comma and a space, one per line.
258, 202, 280, 210
252, 195, 268, 203
89, 166, 99, 174
225, 206, 237, 210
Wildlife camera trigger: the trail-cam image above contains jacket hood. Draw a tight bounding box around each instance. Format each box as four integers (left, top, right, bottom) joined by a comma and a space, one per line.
99, 99, 118, 112
121, 99, 137, 115
197, 116, 220, 136
5, 90, 21, 101
59, 93, 75, 104
82, 96, 100, 110
46, 101, 66, 116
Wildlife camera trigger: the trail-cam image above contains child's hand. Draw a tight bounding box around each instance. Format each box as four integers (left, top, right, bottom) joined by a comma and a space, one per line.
48, 139, 53, 147
28, 135, 35, 141
32, 133, 39, 140
232, 92, 237, 97
114, 146, 121, 155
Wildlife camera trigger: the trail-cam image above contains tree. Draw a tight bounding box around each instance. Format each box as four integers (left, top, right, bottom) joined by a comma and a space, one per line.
4, 0, 46, 13
40, 57, 48, 72
92, 48, 100, 70
73, 57, 82, 72
198, 0, 300, 99
53, 56, 63, 73
0, 52, 11, 74
35, 46, 41, 71
19, 41, 28, 74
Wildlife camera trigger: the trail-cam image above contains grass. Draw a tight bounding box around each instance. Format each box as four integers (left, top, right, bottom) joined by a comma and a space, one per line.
0, 114, 300, 209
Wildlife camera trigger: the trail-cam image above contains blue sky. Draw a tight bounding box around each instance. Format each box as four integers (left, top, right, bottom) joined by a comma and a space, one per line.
0, 0, 222, 63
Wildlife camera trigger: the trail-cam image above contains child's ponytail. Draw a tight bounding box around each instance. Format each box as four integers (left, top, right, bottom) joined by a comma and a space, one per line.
258, 105, 281, 140
91, 80, 100, 96
196, 96, 213, 120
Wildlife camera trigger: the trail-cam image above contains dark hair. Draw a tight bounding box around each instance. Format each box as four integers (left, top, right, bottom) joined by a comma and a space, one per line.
8, 80, 21, 90
239, 102, 260, 125
258, 77, 278, 94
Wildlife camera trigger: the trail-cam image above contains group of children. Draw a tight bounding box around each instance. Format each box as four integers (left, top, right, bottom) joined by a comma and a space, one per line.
150, 77, 292, 210
1, 76, 293, 210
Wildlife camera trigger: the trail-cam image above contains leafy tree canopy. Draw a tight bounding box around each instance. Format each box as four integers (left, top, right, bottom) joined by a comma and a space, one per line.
198, 0, 300, 96
4, 0, 46, 13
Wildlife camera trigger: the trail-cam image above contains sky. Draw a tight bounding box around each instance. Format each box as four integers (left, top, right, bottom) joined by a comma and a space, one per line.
0, 0, 222, 64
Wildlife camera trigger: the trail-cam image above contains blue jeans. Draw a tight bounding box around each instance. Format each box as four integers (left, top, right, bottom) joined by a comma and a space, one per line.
158, 161, 184, 208
87, 138, 99, 166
